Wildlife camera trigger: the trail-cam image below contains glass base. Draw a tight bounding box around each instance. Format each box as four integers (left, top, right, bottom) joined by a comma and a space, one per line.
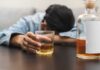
77, 54, 100, 60
36, 49, 54, 56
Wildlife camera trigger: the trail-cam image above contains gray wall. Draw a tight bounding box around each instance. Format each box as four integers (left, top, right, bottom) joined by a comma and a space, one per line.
0, 0, 100, 30
0, 0, 99, 10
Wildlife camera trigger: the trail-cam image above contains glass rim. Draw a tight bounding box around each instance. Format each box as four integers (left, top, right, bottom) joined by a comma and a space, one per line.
35, 30, 55, 34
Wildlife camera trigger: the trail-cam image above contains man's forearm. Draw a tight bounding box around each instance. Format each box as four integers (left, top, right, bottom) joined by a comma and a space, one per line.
10, 34, 24, 47
54, 35, 76, 43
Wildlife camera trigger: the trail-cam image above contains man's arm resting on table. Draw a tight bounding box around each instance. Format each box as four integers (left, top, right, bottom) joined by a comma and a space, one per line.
10, 34, 76, 46
10, 34, 24, 47
54, 35, 76, 43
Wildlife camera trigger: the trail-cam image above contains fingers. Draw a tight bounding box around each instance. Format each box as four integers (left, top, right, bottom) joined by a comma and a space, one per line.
28, 48, 36, 53
23, 40, 37, 50
20, 32, 52, 54
36, 35, 51, 41
25, 32, 41, 46
22, 40, 36, 53
26, 32, 37, 40
21, 32, 40, 53
27, 32, 51, 41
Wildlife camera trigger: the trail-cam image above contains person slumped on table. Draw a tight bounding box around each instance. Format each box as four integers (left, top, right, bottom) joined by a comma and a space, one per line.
0, 4, 76, 53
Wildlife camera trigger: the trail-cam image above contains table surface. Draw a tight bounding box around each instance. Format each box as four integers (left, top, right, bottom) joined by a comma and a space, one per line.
0, 43, 100, 70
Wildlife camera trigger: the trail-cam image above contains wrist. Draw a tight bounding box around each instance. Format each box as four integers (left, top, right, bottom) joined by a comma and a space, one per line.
10, 34, 24, 47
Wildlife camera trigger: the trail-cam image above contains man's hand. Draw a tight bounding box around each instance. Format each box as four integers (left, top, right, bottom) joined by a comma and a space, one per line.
10, 32, 51, 53
10, 32, 76, 53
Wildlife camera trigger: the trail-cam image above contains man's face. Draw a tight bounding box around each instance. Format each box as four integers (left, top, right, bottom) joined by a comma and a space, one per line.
41, 20, 58, 34
41, 20, 50, 30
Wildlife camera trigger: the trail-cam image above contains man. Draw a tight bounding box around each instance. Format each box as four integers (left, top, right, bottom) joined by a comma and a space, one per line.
0, 4, 76, 53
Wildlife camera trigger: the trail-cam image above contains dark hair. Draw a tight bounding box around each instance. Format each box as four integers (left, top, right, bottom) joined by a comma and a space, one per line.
43, 4, 75, 33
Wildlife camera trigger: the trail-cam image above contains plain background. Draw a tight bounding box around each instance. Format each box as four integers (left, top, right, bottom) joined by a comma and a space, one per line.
0, 0, 100, 10
0, 0, 100, 30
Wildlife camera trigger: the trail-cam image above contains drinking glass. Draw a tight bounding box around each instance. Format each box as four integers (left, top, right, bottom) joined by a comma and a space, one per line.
35, 30, 55, 56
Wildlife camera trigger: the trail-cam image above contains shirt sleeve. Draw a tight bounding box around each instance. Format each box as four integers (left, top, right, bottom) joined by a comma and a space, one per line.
0, 17, 30, 46
0, 12, 45, 46
59, 24, 77, 38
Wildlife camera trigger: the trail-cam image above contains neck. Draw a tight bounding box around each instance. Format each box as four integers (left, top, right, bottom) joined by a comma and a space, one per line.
85, 8, 96, 14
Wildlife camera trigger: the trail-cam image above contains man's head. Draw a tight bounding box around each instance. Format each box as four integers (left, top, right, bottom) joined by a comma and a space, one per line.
42, 4, 75, 34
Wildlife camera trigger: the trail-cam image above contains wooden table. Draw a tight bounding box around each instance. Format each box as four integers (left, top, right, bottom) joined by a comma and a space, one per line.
0, 42, 100, 70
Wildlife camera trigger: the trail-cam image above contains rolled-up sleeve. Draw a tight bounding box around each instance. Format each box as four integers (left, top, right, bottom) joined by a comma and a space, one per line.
0, 17, 29, 46
0, 12, 45, 46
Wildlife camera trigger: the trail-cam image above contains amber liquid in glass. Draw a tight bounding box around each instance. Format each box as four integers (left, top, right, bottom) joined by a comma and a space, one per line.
76, 39, 100, 60
36, 43, 54, 55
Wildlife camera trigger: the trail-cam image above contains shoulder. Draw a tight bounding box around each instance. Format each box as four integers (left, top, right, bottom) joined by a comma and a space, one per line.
22, 12, 45, 23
